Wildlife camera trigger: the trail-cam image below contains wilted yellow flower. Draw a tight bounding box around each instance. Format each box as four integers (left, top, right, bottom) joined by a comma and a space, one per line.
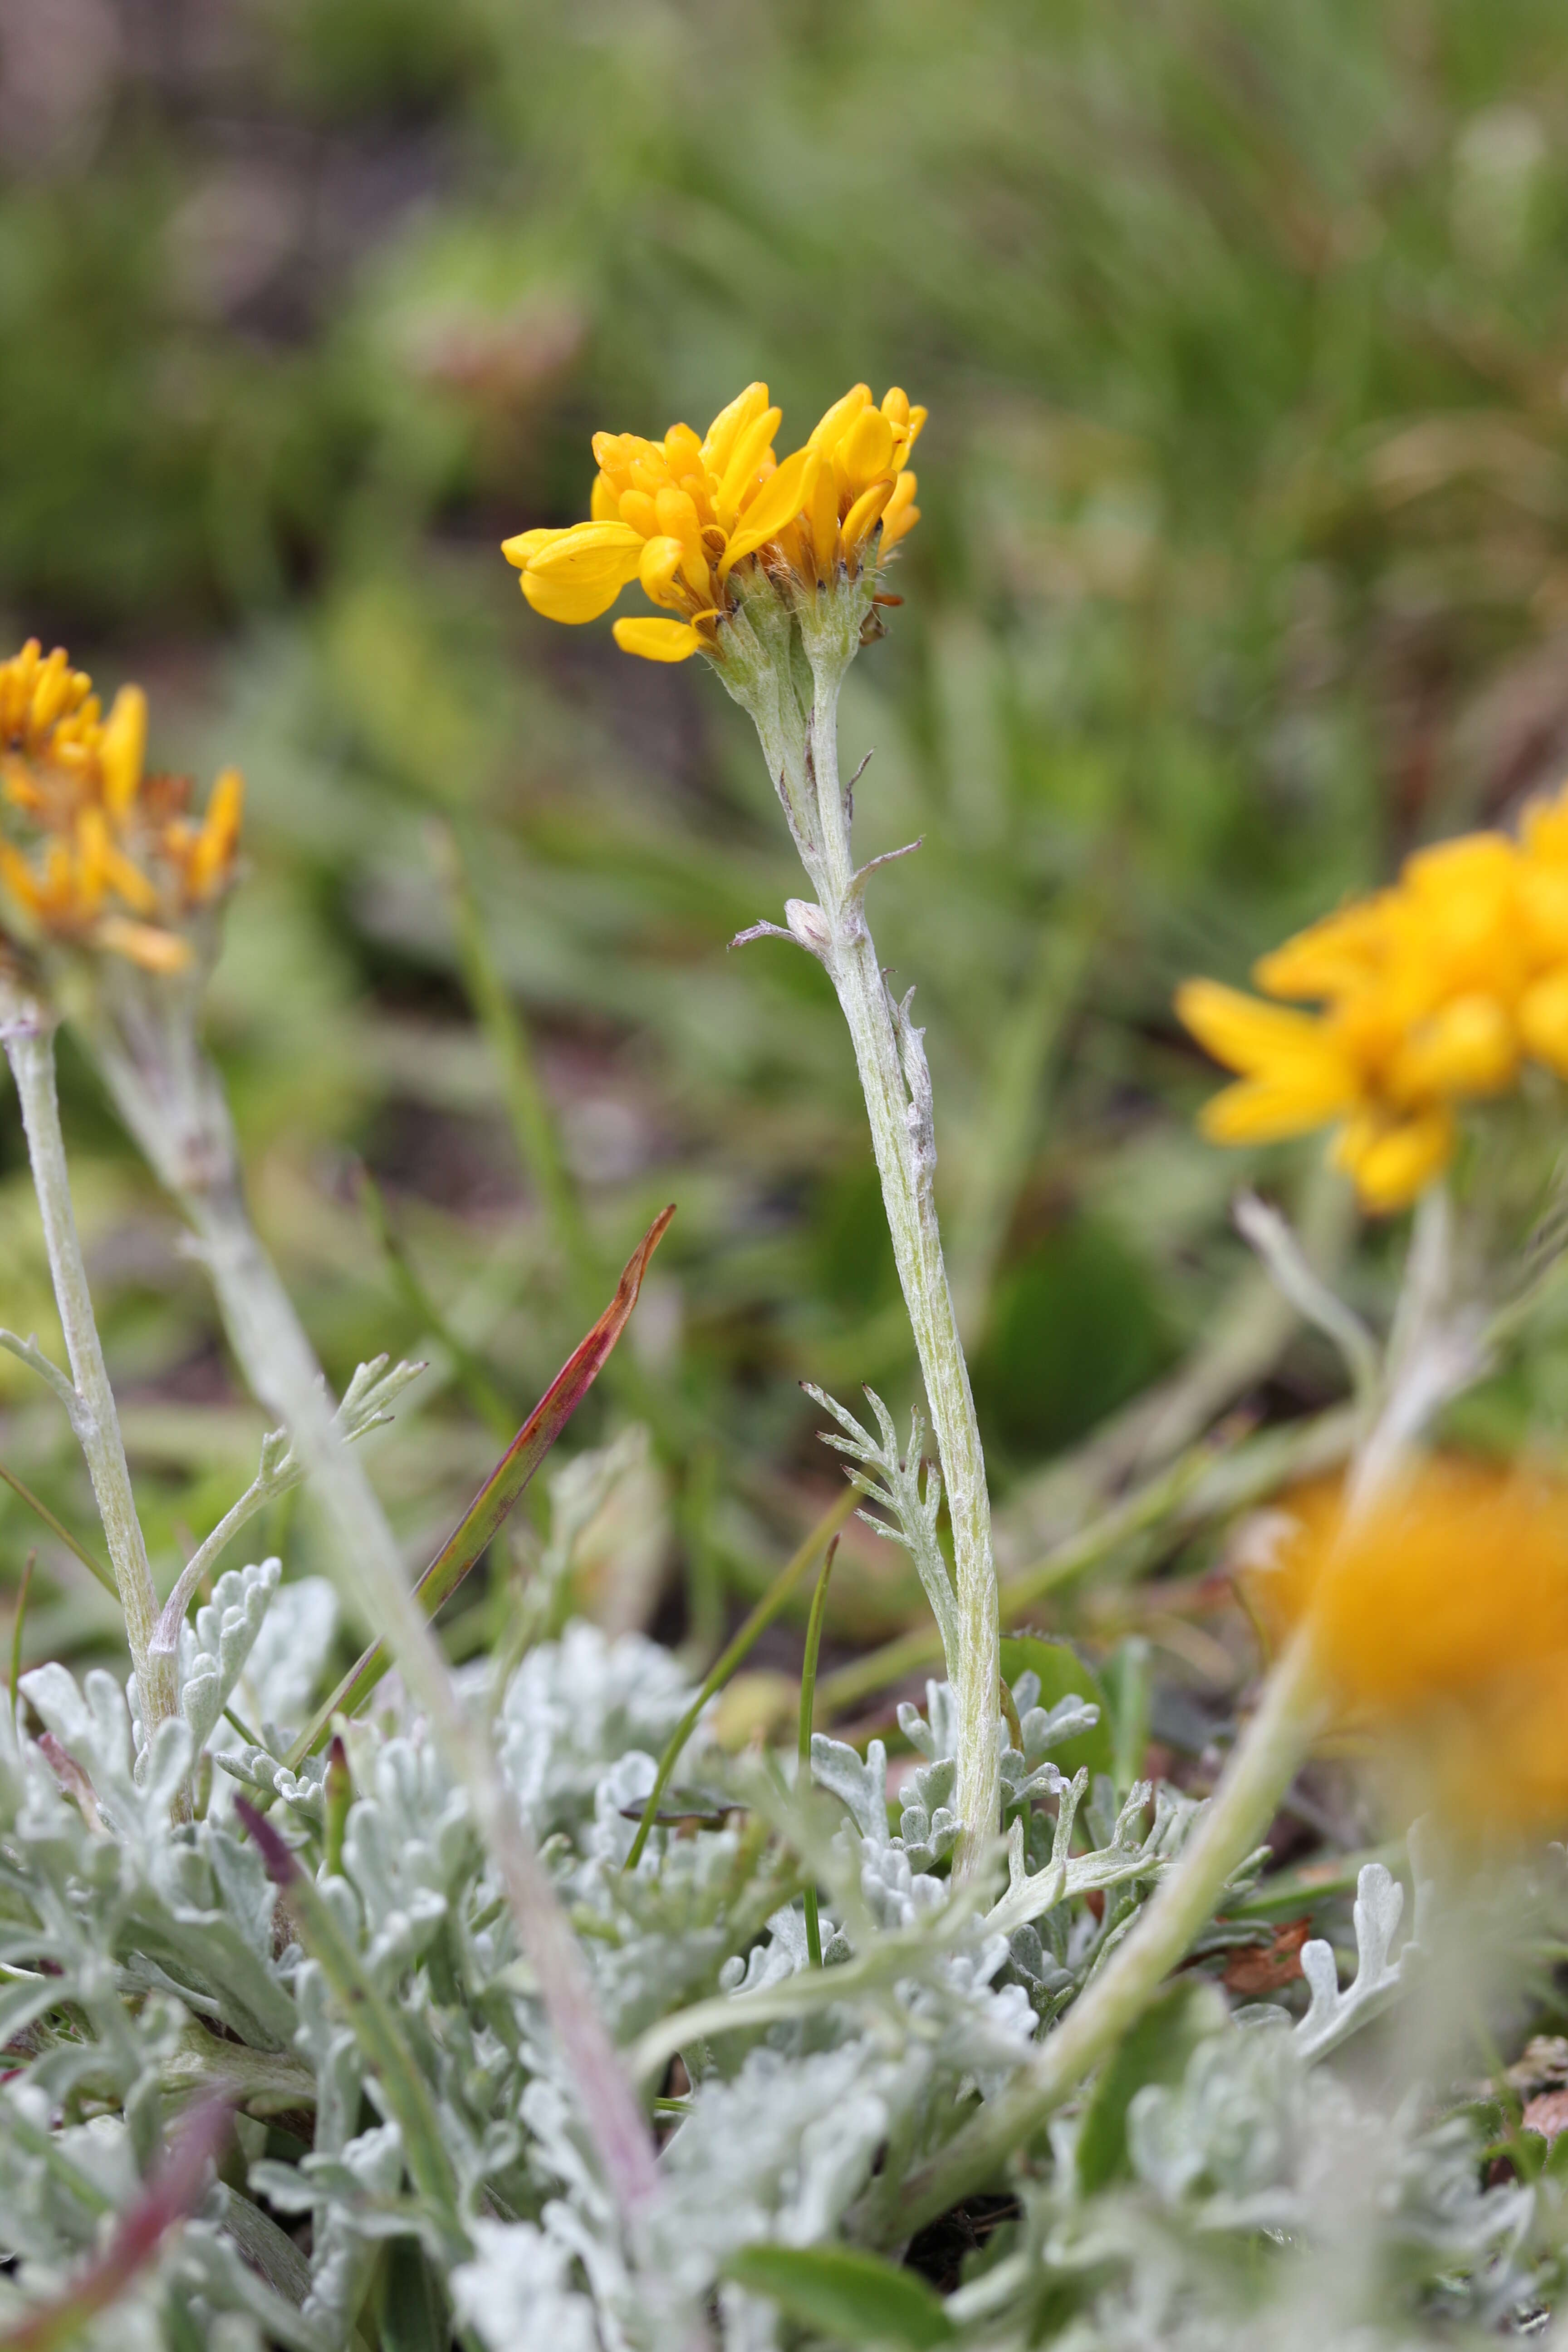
503, 380, 923, 664
1247, 1459, 1568, 1833
1177, 785, 1568, 1210
0, 641, 244, 974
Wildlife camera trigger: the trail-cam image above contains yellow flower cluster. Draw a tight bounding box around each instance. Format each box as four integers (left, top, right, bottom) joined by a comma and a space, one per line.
1250, 1459, 1568, 1832
1177, 794, 1568, 1210
0, 641, 243, 975
504, 380, 923, 663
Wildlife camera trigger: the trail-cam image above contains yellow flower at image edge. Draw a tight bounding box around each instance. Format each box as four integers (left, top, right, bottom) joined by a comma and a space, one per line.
1177, 799, 1568, 1211
1247, 1459, 1568, 1833
0, 640, 244, 974
503, 379, 924, 662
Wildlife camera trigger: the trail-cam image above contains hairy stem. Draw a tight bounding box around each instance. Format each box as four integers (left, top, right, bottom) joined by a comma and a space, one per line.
0, 995, 171, 1727
898, 1629, 1326, 2229
799, 608, 1000, 1875
176, 1167, 662, 2224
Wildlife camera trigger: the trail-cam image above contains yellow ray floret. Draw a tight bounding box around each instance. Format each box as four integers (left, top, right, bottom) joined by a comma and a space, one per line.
502, 379, 925, 662
1246, 1459, 1568, 1832
0, 639, 245, 970
1178, 778, 1568, 1210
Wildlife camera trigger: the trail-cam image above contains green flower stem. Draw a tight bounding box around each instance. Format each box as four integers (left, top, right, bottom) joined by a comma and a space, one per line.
897, 1628, 1326, 2232
723, 571, 1002, 1877
811, 701, 999, 1874
175, 1167, 662, 2224
798, 1533, 841, 1969
0, 995, 172, 1728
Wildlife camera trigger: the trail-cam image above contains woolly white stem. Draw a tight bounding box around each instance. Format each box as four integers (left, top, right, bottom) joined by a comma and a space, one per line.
805, 676, 1000, 1875
721, 571, 1002, 1876
0, 992, 172, 1728
900, 1627, 1326, 2227
180, 1175, 661, 2221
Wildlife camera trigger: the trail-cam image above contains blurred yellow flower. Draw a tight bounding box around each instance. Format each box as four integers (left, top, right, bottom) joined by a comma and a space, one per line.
0, 640, 244, 975
1247, 1459, 1568, 1832
502, 380, 923, 663
1177, 787, 1568, 1210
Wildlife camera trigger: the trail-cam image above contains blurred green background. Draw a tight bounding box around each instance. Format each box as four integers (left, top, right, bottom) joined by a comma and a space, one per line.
6, 0, 1568, 1686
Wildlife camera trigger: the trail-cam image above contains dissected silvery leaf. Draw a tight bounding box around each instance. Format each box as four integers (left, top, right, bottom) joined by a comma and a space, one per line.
21, 1663, 193, 1828
451, 2219, 601, 2352
233, 1576, 338, 1742
1293, 1860, 1417, 2062
181, 1558, 281, 1758
809, 1733, 889, 1847
496, 1622, 693, 1837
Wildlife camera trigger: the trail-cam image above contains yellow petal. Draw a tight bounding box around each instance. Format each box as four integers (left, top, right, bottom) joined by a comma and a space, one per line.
652, 485, 697, 539
590, 474, 622, 522
99, 683, 147, 818
838, 405, 896, 494
521, 569, 627, 624
808, 383, 872, 456
1386, 991, 1518, 1104
522, 521, 644, 622
716, 407, 783, 523
1332, 1107, 1454, 1214
1198, 1076, 1348, 1145
0, 839, 41, 914
720, 446, 818, 577
1524, 786, 1568, 866
840, 478, 893, 554
614, 490, 656, 539
1521, 969, 1568, 1076
1176, 978, 1355, 1087
638, 535, 688, 606
808, 457, 840, 577
1253, 900, 1389, 1001
701, 382, 770, 474
612, 617, 703, 663
527, 521, 643, 576
501, 526, 570, 569
189, 766, 244, 899
880, 470, 920, 551
77, 806, 158, 916
881, 387, 911, 428
95, 914, 191, 973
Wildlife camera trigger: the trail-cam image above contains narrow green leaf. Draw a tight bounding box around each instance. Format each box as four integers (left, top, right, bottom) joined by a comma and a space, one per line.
359, 1162, 516, 1444
798, 1533, 841, 1967
723, 2244, 956, 2349
284, 1204, 674, 1768
1103, 1635, 1152, 1795
623, 1485, 857, 1871
999, 1634, 1114, 1784
0, 1464, 117, 1600
10, 1550, 33, 1733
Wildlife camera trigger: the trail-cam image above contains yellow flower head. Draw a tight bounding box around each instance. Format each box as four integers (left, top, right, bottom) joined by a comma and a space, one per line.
0, 640, 244, 975
1246, 1459, 1568, 1833
1177, 782, 1568, 1210
502, 380, 924, 664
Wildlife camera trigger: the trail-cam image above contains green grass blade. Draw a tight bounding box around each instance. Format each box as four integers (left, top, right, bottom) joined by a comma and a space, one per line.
9, 1550, 32, 1735
623, 1486, 857, 1872
358, 1162, 518, 1445
797, 1533, 840, 1967
284, 1205, 675, 1769
0, 1463, 117, 1600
